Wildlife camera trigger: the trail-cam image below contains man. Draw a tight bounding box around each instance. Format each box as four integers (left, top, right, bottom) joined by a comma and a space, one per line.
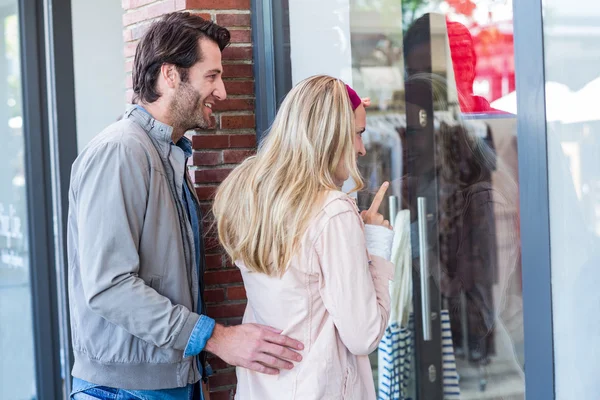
67, 12, 303, 399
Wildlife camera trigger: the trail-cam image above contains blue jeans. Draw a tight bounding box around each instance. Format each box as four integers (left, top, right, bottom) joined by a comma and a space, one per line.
71, 378, 201, 400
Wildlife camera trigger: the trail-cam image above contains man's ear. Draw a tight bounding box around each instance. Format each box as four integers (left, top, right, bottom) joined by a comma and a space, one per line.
160, 64, 179, 89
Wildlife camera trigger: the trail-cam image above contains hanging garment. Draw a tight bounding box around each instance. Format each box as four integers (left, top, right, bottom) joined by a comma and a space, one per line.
358, 114, 404, 219
378, 210, 413, 400
441, 310, 461, 400
377, 211, 461, 400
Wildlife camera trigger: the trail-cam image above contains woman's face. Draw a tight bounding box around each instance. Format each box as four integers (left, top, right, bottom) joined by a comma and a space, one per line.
334, 103, 367, 186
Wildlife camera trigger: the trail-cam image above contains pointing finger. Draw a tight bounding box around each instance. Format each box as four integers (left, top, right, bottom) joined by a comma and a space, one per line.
367, 182, 389, 214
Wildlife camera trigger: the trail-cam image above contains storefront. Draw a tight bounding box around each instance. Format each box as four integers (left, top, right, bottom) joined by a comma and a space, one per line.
3, 0, 600, 398
252, 0, 600, 398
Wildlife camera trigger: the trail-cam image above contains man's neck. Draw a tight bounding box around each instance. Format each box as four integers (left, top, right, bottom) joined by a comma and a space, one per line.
138, 101, 185, 143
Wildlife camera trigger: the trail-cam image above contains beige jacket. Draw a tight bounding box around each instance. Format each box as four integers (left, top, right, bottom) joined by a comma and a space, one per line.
235, 191, 394, 399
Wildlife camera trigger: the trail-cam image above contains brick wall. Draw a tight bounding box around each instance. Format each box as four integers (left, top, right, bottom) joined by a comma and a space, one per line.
122, 1, 254, 398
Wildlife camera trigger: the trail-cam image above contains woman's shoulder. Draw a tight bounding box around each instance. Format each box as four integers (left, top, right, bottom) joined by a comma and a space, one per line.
320, 190, 361, 218
302, 191, 364, 247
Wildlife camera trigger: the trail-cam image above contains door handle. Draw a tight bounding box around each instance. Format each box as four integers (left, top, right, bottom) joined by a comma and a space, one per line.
388, 195, 398, 223
417, 197, 432, 341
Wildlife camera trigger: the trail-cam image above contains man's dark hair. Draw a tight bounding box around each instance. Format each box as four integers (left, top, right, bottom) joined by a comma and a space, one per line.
132, 12, 230, 104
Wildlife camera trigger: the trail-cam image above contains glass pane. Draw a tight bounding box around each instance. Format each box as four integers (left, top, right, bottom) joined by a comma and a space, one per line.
543, 0, 600, 398
282, 0, 524, 398
0, 4, 37, 399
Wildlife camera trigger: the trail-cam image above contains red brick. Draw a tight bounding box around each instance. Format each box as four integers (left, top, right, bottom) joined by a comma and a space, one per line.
208, 357, 232, 371
195, 186, 217, 202
191, 12, 212, 21
193, 168, 232, 183
125, 74, 133, 89
217, 13, 250, 27
205, 288, 225, 303
193, 150, 221, 166
229, 134, 256, 148
213, 98, 254, 112
226, 317, 243, 326
209, 371, 237, 388
208, 390, 232, 400
203, 235, 222, 252
126, 89, 134, 103
222, 46, 253, 61
221, 115, 255, 130
222, 64, 253, 79
205, 254, 223, 269
192, 135, 229, 149
123, 28, 133, 42
226, 286, 246, 300
125, 60, 133, 73
204, 269, 242, 286
224, 80, 253, 95
207, 303, 246, 319
131, 23, 151, 41
223, 149, 254, 164
123, 1, 175, 26
185, 0, 250, 9
200, 204, 212, 215
122, 0, 157, 9
124, 41, 139, 58
203, 225, 217, 241
229, 30, 252, 44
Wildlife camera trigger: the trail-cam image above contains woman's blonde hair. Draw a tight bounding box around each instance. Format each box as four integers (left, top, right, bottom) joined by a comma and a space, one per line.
213, 75, 364, 276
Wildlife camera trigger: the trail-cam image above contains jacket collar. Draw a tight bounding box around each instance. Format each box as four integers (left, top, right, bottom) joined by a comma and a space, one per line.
125, 105, 173, 152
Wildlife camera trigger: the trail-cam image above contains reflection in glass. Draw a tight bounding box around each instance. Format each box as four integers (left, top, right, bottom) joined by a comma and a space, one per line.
543, 0, 600, 398
350, 1, 524, 399
0, 5, 37, 399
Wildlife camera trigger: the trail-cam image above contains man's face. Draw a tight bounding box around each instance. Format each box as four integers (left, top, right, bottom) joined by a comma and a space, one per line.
169, 38, 227, 132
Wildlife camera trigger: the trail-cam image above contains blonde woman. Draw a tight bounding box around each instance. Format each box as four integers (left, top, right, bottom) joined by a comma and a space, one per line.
213, 75, 395, 400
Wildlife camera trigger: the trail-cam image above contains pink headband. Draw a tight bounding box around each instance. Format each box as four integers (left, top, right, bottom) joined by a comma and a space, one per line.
345, 84, 362, 111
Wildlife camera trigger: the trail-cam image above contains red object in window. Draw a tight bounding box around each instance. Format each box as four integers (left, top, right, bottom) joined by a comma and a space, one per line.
447, 19, 492, 113
447, 0, 477, 17
446, 15, 514, 113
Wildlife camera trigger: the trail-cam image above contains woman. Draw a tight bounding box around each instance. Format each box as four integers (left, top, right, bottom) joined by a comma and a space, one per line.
213, 75, 395, 399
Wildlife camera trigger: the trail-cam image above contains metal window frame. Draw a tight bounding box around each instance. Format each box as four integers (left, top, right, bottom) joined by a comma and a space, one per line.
20, 0, 63, 397
19, 0, 77, 397
513, 0, 555, 398
251, 0, 277, 143
43, 0, 78, 395
254, 0, 556, 398
251, 0, 291, 143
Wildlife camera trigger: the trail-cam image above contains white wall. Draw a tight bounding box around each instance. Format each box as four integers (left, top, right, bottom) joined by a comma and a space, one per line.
71, 0, 125, 152
288, 0, 353, 85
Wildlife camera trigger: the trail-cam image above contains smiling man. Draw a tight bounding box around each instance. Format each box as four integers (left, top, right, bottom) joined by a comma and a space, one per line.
67, 12, 303, 400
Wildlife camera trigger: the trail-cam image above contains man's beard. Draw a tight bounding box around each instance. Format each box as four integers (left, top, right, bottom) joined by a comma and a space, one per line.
169, 81, 211, 133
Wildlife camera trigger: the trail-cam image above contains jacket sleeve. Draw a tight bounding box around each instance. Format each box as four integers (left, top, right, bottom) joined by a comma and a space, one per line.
75, 142, 199, 351
315, 210, 394, 355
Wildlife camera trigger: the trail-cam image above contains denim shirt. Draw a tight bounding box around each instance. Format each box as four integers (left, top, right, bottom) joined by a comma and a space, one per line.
71, 107, 214, 400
